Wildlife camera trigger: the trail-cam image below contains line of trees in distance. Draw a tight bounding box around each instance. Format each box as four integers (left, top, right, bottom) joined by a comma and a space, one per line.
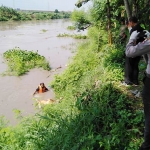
0, 6, 71, 21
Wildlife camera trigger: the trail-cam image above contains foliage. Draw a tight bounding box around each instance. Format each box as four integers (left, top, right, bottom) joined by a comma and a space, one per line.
41, 29, 48, 32
54, 9, 59, 13
0, 6, 21, 21
57, 33, 88, 39
3, 48, 50, 76
0, 25, 145, 149
0, 6, 71, 21
71, 9, 91, 31
50, 26, 144, 149
74, 0, 150, 38
75, 0, 91, 8
132, 0, 150, 30
0, 0, 148, 149
67, 25, 76, 30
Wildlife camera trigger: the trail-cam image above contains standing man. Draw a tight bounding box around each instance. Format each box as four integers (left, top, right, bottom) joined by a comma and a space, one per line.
124, 16, 145, 85
126, 30, 150, 150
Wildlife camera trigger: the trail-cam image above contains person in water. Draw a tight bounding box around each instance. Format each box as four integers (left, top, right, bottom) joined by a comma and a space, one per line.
33, 83, 49, 95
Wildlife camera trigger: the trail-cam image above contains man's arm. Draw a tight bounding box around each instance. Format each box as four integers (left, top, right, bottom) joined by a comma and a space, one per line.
33, 87, 39, 95
45, 87, 49, 91
126, 39, 150, 57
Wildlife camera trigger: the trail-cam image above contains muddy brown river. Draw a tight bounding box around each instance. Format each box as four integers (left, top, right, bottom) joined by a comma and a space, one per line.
0, 19, 83, 125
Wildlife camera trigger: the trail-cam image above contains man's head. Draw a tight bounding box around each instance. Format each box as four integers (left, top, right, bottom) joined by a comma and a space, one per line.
40, 83, 45, 87
128, 16, 138, 28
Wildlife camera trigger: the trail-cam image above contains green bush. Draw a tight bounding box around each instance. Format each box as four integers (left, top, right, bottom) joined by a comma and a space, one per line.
0, 6, 21, 21
50, 27, 144, 149
3, 48, 50, 76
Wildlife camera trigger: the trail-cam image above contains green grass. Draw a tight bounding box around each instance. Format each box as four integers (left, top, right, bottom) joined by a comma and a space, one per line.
41, 29, 48, 32
51, 27, 145, 149
67, 26, 76, 30
3, 47, 50, 76
57, 33, 87, 39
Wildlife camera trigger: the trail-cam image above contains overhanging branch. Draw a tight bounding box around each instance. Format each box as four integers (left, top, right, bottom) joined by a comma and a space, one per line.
75, 0, 90, 8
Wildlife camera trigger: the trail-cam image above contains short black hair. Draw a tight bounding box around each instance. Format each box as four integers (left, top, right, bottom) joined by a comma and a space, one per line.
128, 16, 138, 23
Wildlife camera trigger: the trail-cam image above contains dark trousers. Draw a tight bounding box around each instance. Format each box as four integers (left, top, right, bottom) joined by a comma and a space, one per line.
124, 56, 141, 84
141, 76, 150, 149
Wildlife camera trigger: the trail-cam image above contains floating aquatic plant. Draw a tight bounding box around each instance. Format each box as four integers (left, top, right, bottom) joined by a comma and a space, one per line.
3, 47, 50, 76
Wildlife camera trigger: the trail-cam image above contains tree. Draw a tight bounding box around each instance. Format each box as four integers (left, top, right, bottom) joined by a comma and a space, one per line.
54, 9, 59, 13
71, 9, 91, 31
106, 0, 112, 45
75, 0, 113, 44
74, 0, 150, 44
123, 0, 131, 19
75, 0, 90, 8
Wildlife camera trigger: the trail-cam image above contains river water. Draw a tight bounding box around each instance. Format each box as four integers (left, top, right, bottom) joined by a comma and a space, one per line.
0, 19, 82, 125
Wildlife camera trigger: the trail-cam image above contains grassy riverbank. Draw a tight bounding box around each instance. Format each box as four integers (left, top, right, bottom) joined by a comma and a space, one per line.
0, 6, 71, 21
0, 26, 146, 149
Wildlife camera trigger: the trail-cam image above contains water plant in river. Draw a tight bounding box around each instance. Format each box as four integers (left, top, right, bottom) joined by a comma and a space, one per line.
57, 33, 87, 39
67, 26, 76, 30
3, 47, 50, 76
41, 29, 48, 32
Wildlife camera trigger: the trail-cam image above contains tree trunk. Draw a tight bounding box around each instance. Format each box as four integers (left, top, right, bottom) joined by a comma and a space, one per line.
107, 0, 112, 45
123, 0, 132, 19
132, 0, 138, 17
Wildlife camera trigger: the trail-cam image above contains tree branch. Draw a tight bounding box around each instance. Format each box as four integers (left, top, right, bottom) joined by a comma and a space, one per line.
75, 0, 90, 8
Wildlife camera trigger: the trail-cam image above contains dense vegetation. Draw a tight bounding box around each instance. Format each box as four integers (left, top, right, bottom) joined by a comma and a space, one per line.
3, 48, 50, 76
0, 0, 149, 149
0, 6, 71, 21
0, 26, 146, 150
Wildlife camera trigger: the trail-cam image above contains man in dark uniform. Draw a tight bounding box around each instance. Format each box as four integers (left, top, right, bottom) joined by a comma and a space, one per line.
124, 16, 145, 85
